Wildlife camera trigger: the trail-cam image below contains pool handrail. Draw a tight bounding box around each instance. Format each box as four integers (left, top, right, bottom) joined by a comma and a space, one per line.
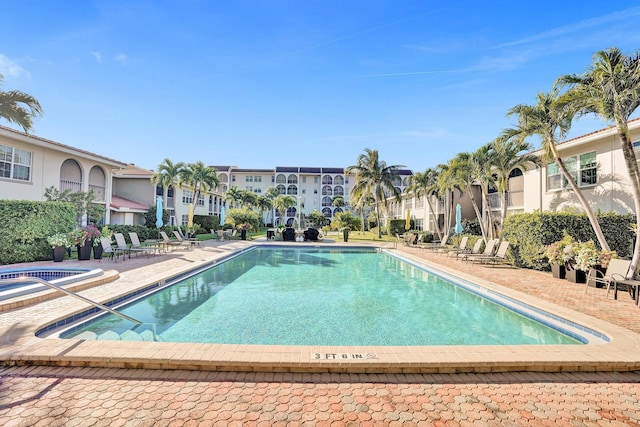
0, 276, 142, 325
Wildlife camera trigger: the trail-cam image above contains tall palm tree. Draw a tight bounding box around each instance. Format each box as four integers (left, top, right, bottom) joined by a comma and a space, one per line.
447, 152, 489, 241
405, 168, 443, 240
470, 144, 497, 239
489, 134, 541, 237
264, 186, 280, 226
0, 73, 43, 133
273, 195, 296, 226
556, 47, 640, 268
179, 161, 220, 220
224, 186, 243, 209
435, 162, 459, 238
256, 195, 272, 226
240, 190, 258, 208
346, 148, 405, 238
151, 158, 186, 210
508, 89, 611, 252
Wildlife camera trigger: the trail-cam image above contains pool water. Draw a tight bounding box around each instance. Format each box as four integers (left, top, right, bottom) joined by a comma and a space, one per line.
61, 247, 582, 346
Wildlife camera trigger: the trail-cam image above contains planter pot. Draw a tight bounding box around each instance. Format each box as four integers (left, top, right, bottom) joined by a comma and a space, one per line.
566, 268, 586, 284
93, 243, 103, 260
343, 230, 349, 242
550, 263, 566, 279
52, 246, 65, 262
77, 240, 93, 261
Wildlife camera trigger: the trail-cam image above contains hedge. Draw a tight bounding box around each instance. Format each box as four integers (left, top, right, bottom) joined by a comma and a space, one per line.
0, 200, 76, 264
501, 211, 635, 270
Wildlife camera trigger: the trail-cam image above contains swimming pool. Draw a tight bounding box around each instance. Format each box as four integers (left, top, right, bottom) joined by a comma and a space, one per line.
0, 267, 104, 301
57, 247, 598, 346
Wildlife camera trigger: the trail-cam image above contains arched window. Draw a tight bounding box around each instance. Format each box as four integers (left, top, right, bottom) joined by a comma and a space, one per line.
287, 174, 298, 184
60, 159, 83, 192
287, 185, 298, 195
322, 196, 333, 207
334, 176, 344, 185
333, 207, 343, 214
276, 184, 286, 195
218, 173, 228, 183
322, 207, 332, 218
333, 185, 344, 196
392, 175, 402, 186
322, 185, 332, 196
287, 207, 297, 217
322, 175, 333, 185
403, 176, 411, 186
276, 174, 287, 184
88, 166, 106, 201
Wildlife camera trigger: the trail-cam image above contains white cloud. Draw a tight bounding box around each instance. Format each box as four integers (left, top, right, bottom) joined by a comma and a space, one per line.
0, 54, 29, 79
90, 51, 102, 63
115, 53, 128, 65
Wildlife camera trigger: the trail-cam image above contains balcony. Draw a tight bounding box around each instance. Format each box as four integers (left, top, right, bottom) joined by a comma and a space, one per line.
60, 179, 82, 193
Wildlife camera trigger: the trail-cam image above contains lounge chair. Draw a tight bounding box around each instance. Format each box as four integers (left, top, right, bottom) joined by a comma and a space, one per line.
173, 230, 199, 248
585, 258, 633, 298
98, 237, 126, 262
461, 239, 497, 262
418, 234, 450, 251
438, 236, 468, 257
159, 231, 189, 251
458, 238, 484, 260
471, 241, 511, 265
128, 232, 156, 256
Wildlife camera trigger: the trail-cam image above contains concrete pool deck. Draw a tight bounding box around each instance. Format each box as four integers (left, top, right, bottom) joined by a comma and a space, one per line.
2, 238, 640, 374
2, 237, 640, 424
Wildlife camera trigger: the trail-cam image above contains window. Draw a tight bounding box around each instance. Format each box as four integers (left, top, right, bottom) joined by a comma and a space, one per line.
255, 176, 262, 182
197, 194, 205, 206
302, 176, 306, 183
547, 151, 597, 191
246, 176, 253, 182
0, 144, 32, 181
182, 190, 194, 204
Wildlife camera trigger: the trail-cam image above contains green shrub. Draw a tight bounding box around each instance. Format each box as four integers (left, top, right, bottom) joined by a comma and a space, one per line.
501, 211, 635, 270
0, 200, 76, 264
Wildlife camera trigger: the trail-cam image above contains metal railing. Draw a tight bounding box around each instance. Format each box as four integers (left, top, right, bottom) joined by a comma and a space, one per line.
0, 277, 142, 325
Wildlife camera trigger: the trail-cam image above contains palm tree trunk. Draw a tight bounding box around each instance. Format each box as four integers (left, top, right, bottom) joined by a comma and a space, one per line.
551, 147, 610, 252
375, 202, 382, 239
617, 128, 640, 273
425, 198, 442, 240
466, 188, 487, 241
481, 186, 495, 239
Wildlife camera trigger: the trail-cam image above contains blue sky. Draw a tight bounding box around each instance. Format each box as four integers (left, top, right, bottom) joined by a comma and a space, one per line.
2, 1, 640, 173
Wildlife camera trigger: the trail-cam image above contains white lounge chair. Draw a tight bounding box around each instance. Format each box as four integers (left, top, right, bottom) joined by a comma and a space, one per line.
99, 237, 126, 262
585, 258, 633, 298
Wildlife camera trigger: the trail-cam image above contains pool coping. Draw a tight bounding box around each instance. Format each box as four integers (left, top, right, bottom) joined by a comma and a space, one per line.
2, 241, 640, 374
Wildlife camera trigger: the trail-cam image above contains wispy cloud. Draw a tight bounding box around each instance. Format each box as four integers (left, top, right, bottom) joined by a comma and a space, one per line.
495, 7, 640, 49
90, 51, 102, 63
115, 53, 128, 65
0, 54, 29, 79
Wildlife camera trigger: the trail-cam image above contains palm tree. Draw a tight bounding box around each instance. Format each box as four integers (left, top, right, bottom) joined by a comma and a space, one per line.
151, 158, 186, 211
0, 73, 43, 133
256, 195, 273, 226
179, 161, 220, 222
240, 190, 258, 208
273, 195, 296, 226
508, 89, 611, 252
469, 144, 497, 239
556, 47, 640, 268
224, 186, 243, 209
489, 134, 541, 237
264, 186, 280, 226
405, 168, 443, 240
346, 148, 405, 238
435, 161, 463, 239
446, 152, 489, 241
349, 191, 375, 233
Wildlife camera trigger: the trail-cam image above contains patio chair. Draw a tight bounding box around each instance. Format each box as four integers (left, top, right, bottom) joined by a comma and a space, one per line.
128, 232, 156, 256
159, 231, 188, 251
457, 238, 484, 260
98, 237, 126, 262
173, 230, 198, 249
471, 240, 511, 265
418, 234, 450, 251
438, 236, 468, 256
461, 239, 497, 262
585, 258, 632, 298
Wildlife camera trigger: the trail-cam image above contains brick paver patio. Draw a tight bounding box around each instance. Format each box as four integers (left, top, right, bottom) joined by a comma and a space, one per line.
1, 239, 640, 425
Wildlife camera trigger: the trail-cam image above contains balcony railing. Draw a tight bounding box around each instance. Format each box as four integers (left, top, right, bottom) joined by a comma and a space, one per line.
60, 179, 82, 193
487, 190, 524, 210
88, 184, 105, 201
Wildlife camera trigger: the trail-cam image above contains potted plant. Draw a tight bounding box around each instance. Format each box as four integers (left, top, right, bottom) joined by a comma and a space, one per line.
93, 226, 111, 260
342, 226, 350, 242
544, 233, 575, 279
47, 233, 72, 262
70, 227, 91, 260
586, 248, 617, 288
